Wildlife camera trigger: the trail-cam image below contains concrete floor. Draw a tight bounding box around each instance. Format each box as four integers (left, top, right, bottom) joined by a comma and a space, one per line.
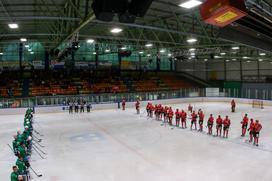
1, 102, 272, 181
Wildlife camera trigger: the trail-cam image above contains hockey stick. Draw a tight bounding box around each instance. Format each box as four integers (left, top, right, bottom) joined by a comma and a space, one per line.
29, 166, 42, 177
34, 130, 44, 137
33, 138, 42, 143
32, 146, 46, 159
33, 140, 45, 148
33, 143, 47, 155
32, 134, 42, 142
7, 144, 14, 152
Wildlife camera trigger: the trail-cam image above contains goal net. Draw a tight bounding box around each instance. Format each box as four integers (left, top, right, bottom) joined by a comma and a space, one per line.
252, 100, 264, 109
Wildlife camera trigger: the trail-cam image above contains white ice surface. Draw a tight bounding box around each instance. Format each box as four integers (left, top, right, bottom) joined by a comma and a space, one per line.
1, 102, 272, 181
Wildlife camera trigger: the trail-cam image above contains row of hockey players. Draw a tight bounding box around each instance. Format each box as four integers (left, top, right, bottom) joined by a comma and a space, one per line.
134, 100, 262, 147
10, 108, 34, 181
68, 102, 92, 113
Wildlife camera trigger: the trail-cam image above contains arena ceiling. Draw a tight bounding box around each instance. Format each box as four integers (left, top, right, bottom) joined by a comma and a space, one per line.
0, 0, 271, 60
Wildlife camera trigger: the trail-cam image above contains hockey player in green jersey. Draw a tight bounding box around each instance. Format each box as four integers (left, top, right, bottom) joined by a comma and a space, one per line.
10, 166, 19, 181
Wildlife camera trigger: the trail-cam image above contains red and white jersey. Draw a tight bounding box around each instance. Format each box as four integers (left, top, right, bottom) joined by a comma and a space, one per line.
216, 117, 223, 125
254, 122, 262, 132
223, 118, 231, 126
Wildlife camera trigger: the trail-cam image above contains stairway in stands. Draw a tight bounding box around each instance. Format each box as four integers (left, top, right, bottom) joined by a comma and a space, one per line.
123, 78, 135, 92
150, 76, 168, 91
22, 79, 30, 97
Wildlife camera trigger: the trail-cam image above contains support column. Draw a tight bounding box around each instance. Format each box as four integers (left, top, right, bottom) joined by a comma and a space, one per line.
257, 59, 260, 80
240, 60, 243, 81
95, 44, 99, 69
19, 43, 23, 71
118, 51, 122, 74
156, 54, 160, 72
44, 51, 50, 71
169, 57, 173, 71
224, 60, 227, 81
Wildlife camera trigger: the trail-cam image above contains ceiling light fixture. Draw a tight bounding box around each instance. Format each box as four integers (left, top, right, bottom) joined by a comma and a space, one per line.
110, 28, 123, 34
20, 38, 27, 42
8, 23, 18, 29
186, 38, 197, 43
232, 47, 240, 50
160, 49, 166, 53
86, 39, 94, 43
179, 0, 203, 9
145, 43, 153, 47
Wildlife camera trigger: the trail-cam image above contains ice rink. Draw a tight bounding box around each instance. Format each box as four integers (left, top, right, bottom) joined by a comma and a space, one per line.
1, 101, 272, 181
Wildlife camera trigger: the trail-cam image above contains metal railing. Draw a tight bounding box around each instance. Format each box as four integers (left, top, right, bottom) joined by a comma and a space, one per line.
0, 88, 205, 108
1, 87, 272, 109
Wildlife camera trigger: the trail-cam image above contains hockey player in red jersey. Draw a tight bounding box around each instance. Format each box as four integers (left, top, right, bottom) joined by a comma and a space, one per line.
149, 104, 154, 118
223, 116, 231, 138
175, 109, 180, 127
231, 99, 236, 112
122, 97, 126, 110
188, 104, 193, 113
248, 119, 255, 143
240, 114, 249, 137
154, 104, 158, 120
207, 114, 214, 135
168, 107, 174, 125
216, 115, 223, 137
159, 104, 163, 120
190, 111, 197, 130
181, 110, 187, 129
135, 100, 140, 114
253, 120, 262, 146
146, 102, 150, 117
198, 110, 204, 132
163, 106, 168, 123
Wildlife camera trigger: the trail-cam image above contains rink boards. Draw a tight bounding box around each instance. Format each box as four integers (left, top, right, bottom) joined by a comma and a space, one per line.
0, 97, 270, 115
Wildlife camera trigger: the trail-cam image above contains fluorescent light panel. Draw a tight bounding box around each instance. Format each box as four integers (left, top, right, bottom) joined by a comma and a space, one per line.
8, 23, 18, 29
145, 43, 153, 47
187, 38, 197, 43
179, 0, 203, 9
232, 46, 240, 50
111, 28, 123, 33
87, 39, 94, 43
20, 38, 27, 42
160, 49, 165, 53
